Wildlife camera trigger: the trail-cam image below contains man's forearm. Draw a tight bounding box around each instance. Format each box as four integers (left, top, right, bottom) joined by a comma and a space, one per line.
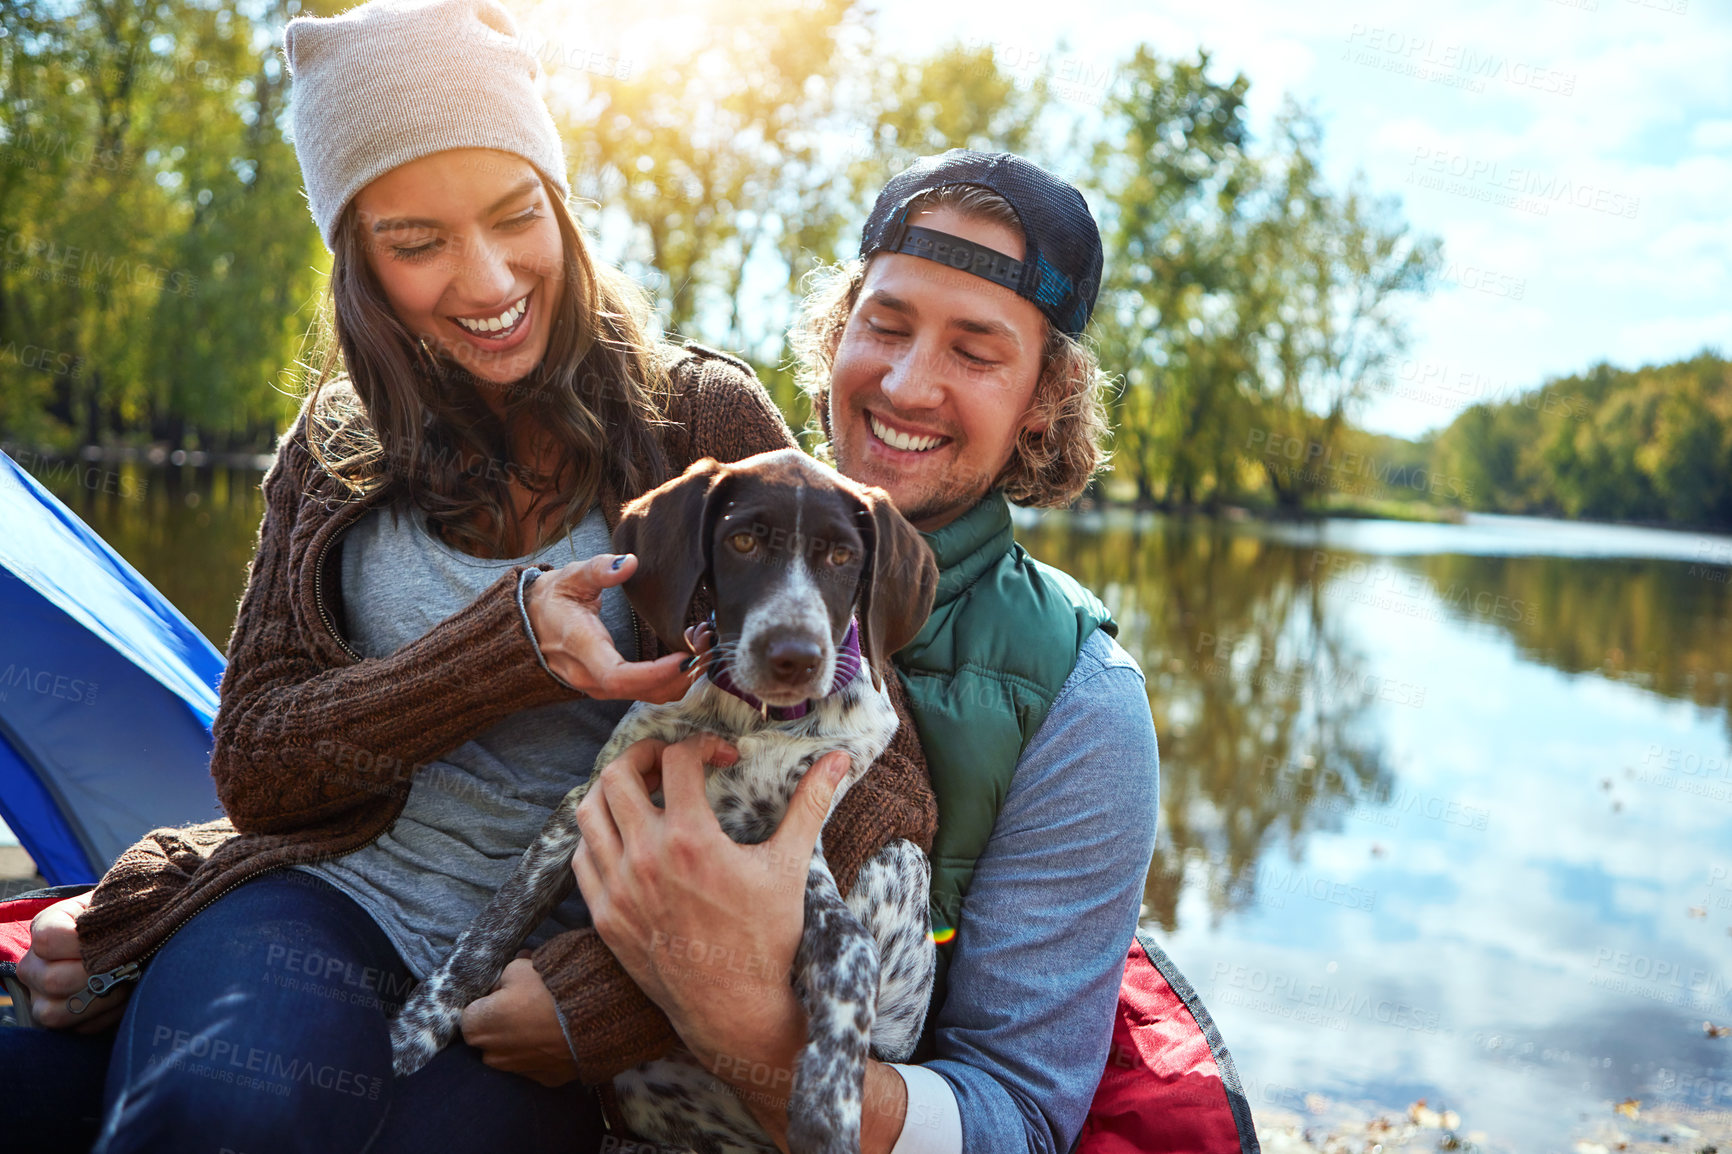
700, 1017, 909, 1153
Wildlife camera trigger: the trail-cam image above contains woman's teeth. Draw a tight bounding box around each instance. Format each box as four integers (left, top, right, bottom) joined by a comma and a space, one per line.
453, 296, 527, 336
870, 414, 943, 452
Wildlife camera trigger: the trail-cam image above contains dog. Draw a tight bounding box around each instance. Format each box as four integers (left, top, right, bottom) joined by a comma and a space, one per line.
389, 449, 940, 1154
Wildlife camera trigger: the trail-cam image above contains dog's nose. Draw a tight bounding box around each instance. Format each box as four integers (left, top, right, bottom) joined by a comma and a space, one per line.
766, 637, 822, 685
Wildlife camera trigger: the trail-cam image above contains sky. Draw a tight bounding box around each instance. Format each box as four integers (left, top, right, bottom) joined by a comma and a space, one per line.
865, 0, 1732, 438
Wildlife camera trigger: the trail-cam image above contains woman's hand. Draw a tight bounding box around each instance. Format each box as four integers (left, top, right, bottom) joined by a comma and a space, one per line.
526, 552, 700, 703
15, 891, 131, 1033
459, 953, 580, 1087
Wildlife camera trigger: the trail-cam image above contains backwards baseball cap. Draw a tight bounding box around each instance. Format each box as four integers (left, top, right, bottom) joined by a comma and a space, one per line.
859, 149, 1103, 338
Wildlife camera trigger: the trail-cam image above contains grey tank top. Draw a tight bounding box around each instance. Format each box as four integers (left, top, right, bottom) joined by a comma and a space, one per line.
296, 499, 633, 979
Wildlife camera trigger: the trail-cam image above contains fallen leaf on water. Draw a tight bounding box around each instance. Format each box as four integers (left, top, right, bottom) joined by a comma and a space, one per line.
1411, 1099, 1447, 1127
1705, 1020, 1732, 1038
1614, 1097, 1641, 1118
1689, 906, 1708, 918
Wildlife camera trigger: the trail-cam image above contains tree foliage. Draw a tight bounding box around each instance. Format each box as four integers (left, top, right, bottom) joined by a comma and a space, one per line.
0, 0, 328, 453
1432, 351, 1732, 527
4, 0, 1460, 519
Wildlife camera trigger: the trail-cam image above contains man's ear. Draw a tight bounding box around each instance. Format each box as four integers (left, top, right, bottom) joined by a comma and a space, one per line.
855, 486, 938, 688
612, 458, 725, 653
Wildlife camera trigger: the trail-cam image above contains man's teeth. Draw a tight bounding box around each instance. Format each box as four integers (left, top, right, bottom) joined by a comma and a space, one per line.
869, 414, 943, 452
453, 296, 527, 335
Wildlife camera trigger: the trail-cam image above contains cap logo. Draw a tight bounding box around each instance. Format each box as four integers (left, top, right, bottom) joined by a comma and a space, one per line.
892, 225, 1024, 295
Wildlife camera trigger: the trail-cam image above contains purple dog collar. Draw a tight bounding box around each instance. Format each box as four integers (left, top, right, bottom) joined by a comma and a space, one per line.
707, 620, 863, 721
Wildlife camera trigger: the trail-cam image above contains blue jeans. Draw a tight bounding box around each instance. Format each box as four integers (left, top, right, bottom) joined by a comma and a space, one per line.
2, 870, 606, 1153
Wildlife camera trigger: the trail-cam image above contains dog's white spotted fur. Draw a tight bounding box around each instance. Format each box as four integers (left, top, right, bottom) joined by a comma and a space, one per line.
390, 670, 935, 1154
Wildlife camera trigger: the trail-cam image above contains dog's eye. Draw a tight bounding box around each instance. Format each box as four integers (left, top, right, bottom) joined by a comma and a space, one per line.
828, 545, 853, 566
729, 532, 758, 554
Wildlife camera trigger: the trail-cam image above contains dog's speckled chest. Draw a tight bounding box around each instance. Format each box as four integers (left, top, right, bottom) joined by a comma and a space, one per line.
603, 673, 903, 846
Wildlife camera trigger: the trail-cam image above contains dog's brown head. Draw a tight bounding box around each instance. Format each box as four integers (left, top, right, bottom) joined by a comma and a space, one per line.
612, 449, 937, 704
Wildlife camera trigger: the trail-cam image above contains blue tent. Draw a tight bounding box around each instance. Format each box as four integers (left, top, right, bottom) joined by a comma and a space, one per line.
0, 450, 224, 885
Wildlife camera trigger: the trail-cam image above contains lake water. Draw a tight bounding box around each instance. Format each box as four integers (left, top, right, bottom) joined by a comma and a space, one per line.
26, 461, 1732, 1148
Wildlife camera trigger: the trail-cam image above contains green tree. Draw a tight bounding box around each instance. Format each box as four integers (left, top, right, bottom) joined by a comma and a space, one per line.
0, 0, 325, 454
1238, 104, 1439, 510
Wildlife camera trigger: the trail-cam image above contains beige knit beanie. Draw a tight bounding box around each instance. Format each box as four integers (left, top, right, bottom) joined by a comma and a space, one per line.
284, 0, 571, 251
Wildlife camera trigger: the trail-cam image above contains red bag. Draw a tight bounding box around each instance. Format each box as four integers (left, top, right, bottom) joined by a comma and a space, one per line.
1075, 930, 1260, 1153
0, 884, 93, 1028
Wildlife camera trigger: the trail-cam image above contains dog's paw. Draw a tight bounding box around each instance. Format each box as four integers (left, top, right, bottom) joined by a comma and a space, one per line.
389, 995, 460, 1077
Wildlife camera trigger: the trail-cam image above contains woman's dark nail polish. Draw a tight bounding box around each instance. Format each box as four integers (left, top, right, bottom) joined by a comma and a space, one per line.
611, 555, 627, 571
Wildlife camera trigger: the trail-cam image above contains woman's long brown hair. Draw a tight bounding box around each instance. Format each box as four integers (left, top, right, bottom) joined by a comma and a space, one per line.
306, 175, 670, 558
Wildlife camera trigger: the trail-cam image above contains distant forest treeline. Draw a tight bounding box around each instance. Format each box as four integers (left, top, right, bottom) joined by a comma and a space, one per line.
1430, 351, 1732, 529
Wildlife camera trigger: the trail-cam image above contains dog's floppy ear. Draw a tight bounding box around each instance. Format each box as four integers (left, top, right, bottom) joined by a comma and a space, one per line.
612, 458, 726, 653
855, 486, 938, 689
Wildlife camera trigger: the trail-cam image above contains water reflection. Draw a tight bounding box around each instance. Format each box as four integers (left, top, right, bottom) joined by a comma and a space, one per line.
1019, 509, 1732, 1146
1400, 551, 1732, 722
1017, 515, 1396, 932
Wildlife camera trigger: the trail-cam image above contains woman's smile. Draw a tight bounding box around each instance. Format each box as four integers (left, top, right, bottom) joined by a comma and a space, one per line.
444, 288, 535, 354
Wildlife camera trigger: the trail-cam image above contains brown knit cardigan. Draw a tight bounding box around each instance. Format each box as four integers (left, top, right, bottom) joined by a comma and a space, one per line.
74, 343, 938, 1085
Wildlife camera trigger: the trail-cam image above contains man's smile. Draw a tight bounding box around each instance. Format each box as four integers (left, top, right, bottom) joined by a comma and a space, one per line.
866, 410, 953, 455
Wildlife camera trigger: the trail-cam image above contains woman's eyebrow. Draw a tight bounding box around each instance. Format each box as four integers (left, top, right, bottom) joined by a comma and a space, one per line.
483, 176, 541, 216
372, 177, 541, 233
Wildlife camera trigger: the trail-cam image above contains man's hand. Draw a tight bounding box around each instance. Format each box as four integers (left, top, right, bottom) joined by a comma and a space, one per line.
459, 954, 580, 1087
571, 735, 921, 1149
15, 891, 131, 1033
525, 553, 695, 703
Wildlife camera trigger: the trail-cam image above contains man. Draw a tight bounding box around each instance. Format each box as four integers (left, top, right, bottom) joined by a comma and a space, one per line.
575, 150, 1161, 1152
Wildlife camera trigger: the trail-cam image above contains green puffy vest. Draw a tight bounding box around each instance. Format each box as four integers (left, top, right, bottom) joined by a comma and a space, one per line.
892, 491, 1117, 1012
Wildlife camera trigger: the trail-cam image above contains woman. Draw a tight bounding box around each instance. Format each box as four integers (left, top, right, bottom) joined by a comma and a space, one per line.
4, 1, 935, 1151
